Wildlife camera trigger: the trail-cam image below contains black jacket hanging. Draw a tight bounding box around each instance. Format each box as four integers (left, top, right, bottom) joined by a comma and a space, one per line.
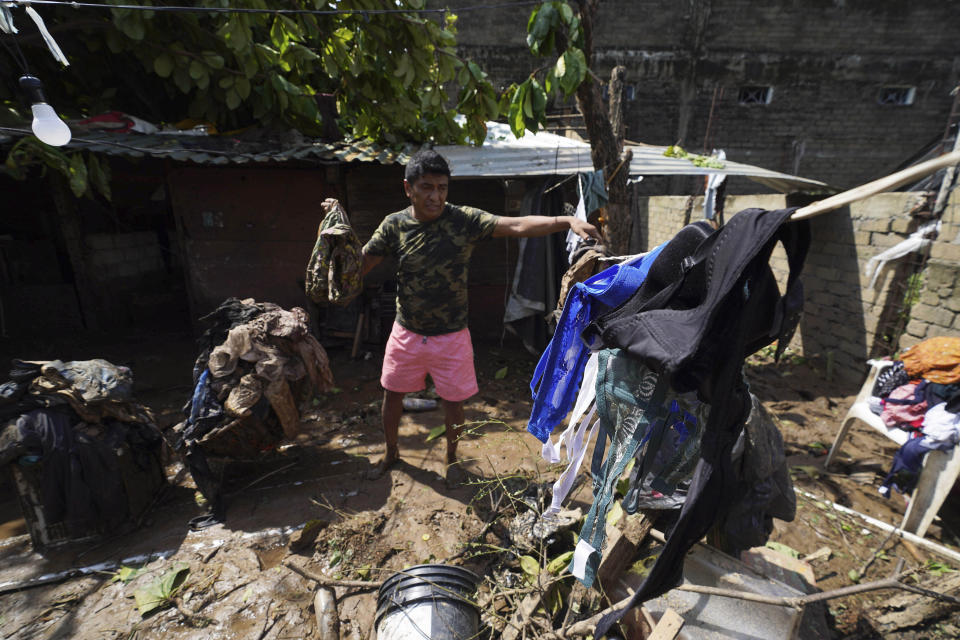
588, 207, 810, 638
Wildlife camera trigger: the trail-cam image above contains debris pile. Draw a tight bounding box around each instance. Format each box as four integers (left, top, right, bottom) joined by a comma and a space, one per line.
0, 358, 165, 549
171, 297, 334, 524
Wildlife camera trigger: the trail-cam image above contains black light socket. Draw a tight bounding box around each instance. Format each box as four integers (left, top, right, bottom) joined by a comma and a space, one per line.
18, 75, 48, 104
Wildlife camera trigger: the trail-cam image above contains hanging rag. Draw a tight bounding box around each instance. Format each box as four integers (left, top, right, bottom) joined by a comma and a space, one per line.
526, 244, 665, 443
24, 6, 69, 66
879, 436, 954, 498
863, 219, 939, 289
305, 199, 363, 306
587, 207, 810, 638
702, 150, 727, 220
566, 171, 608, 261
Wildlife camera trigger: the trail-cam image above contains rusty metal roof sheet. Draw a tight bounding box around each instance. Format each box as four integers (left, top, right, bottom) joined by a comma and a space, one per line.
0, 122, 828, 193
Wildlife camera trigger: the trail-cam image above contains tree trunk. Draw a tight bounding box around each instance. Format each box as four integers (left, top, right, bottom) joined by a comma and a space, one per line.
575, 0, 632, 254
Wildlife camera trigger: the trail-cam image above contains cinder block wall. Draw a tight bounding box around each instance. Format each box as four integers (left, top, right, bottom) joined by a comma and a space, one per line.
635, 192, 936, 388
899, 189, 960, 349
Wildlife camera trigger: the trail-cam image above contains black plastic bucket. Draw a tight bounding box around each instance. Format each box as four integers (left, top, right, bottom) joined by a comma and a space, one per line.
375, 564, 481, 639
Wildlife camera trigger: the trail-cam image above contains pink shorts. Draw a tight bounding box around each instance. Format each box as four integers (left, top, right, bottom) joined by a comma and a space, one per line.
381, 322, 479, 402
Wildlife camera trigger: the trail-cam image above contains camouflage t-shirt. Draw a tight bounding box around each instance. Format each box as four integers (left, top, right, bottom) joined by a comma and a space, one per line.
363, 204, 499, 336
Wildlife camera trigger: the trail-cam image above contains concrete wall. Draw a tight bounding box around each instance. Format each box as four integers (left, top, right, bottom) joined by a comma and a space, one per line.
635, 191, 937, 387
900, 189, 960, 348
443, 0, 959, 192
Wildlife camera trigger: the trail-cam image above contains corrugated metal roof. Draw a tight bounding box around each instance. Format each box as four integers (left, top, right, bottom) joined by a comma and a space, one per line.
0, 122, 829, 193
437, 122, 830, 192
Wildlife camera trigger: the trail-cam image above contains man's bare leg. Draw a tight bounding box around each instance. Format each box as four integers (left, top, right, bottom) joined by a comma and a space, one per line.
443, 399, 465, 465
368, 389, 403, 479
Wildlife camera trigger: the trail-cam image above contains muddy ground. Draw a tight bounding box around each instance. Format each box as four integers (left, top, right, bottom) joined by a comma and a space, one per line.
1, 328, 959, 639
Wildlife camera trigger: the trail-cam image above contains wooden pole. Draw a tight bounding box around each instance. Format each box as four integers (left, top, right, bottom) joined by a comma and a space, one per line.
791, 150, 960, 221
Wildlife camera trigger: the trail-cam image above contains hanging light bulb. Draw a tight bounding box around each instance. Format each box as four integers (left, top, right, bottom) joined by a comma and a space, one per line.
18, 75, 71, 147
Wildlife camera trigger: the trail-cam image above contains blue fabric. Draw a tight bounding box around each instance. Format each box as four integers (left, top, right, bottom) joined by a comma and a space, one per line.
526, 243, 666, 443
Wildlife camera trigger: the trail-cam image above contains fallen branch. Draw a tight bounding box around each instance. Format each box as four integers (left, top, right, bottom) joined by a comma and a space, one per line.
282, 558, 382, 590
544, 562, 960, 638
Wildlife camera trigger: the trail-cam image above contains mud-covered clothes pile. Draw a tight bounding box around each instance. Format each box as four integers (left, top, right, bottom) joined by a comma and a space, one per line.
172, 298, 334, 524
0, 359, 164, 542
527, 208, 810, 635
867, 336, 960, 497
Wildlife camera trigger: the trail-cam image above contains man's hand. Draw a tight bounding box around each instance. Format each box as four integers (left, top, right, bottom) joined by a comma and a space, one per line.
321, 198, 339, 216
568, 216, 602, 242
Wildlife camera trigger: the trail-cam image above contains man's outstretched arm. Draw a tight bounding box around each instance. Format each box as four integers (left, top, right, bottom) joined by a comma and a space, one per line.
492, 215, 602, 242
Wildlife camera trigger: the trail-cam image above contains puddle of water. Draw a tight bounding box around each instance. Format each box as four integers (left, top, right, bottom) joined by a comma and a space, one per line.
254, 544, 286, 571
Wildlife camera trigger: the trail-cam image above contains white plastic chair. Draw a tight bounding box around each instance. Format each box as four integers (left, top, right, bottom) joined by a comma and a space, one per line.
824, 359, 960, 537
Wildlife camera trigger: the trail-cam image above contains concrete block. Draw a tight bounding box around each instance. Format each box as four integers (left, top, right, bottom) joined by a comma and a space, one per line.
929, 243, 960, 262
910, 303, 955, 329
869, 233, 909, 249
889, 218, 913, 234
860, 219, 891, 233
899, 333, 922, 350
904, 318, 929, 339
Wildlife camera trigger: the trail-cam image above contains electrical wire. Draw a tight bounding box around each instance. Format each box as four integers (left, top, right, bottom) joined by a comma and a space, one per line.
3, 0, 541, 17
0, 34, 30, 72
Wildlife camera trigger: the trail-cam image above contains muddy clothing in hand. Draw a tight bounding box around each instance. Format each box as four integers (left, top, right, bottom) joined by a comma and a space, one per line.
305, 200, 363, 306
363, 204, 499, 336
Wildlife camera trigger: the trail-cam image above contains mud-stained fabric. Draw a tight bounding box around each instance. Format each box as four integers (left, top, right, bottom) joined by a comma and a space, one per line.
305, 199, 363, 306
363, 204, 499, 336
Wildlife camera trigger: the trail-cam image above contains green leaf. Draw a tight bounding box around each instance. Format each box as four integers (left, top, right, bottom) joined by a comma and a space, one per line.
494, 367, 508, 380
519, 555, 540, 583
848, 569, 860, 583
235, 76, 252, 100
87, 153, 111, 201
153, 53, 174, 78
546, 551, 574, 575
67, 153, 88, 198
203, 52, 225, 70
133, 563, 189, 616
226, 88, 242, 110
426, 425, 446, 442
188, 60, 205, 80
112, 565, 146, 584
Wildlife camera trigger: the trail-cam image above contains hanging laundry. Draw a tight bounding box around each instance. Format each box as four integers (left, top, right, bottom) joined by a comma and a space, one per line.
588, 207, 810, 638
305, 199, 363, 306
526, 244, 665, 443
503, 179, 568, 353
566, 171, 608, 262
900, 336, 960, 385
702, 150, 727, 221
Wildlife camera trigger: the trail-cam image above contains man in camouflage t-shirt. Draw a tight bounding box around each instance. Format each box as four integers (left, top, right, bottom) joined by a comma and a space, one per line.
361, 149, 600, 483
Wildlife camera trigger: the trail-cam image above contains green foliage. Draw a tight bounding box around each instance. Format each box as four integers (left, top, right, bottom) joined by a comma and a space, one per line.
4, 137, 111, 200
6, 1, 499, 145
509, 1, 587, 137
663, 145, 726, 169
133, 562, 190, 616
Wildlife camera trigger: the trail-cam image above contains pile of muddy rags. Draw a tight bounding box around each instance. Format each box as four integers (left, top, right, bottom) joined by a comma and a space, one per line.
172, 297, 334, 527
0, 359, 165, 550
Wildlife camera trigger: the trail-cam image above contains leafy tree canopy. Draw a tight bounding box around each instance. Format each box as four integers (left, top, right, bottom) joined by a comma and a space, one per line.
1, 0, 504, 146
